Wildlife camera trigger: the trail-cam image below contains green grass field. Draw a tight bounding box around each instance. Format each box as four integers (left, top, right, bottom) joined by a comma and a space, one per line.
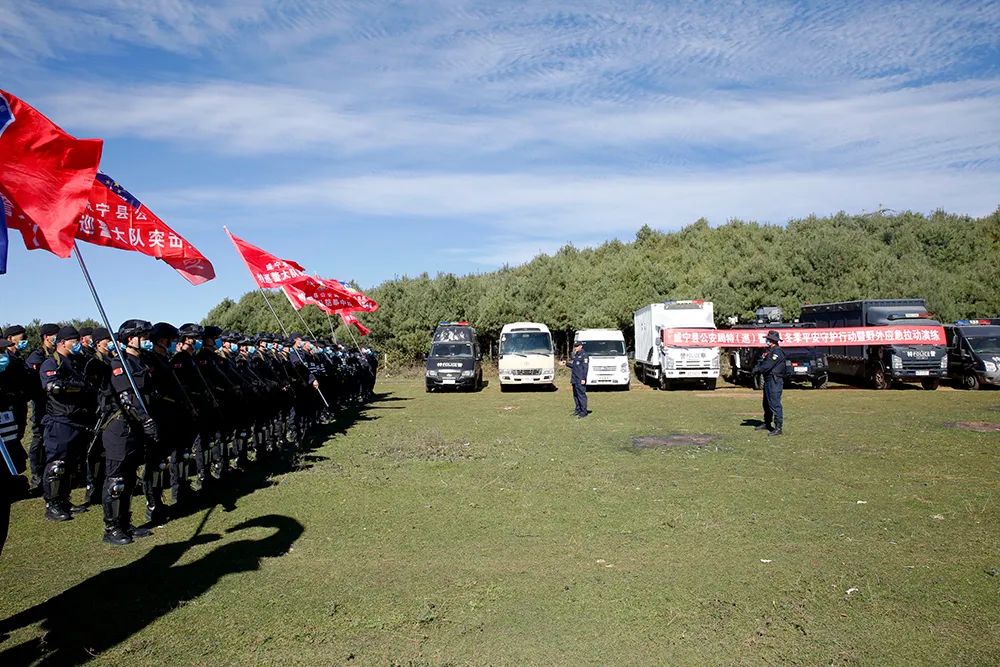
2, 374, 999, 666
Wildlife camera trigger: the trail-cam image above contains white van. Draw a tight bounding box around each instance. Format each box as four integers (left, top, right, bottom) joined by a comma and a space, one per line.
574, 329, 630, 389
498, 322, 555, 390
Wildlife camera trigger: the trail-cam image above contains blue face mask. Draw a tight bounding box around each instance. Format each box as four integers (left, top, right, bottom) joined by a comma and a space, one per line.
0, 355, 10, 372
140, 340, 154, 352
70, 342, 83, 355
107, 341, 119, 352
16, 340, 28, 351
215, 339, 223, 350
227, 342, 238, 353
193, 340, 204, 352
247, 347, 257, 356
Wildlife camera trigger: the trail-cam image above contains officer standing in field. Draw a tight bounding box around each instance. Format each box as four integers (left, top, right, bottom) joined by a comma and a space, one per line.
101, 320, 158, 545
570, 340, 589, 418
26, 323, 59, 494
38, 326, 94, 520
752, 330, 786, 436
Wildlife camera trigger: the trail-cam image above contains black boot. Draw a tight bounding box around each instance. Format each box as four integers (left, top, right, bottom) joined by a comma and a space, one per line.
103, 520, 133, 546
45, 501, 72, 521
768, 427, 783, 436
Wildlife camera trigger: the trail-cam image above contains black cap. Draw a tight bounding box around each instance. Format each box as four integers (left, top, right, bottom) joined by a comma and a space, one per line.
56, 326, 80, 342
79, 326, 94, 338
203, 325, 223, 339
3, 325, 25, 337
117, 319, 152, 342
765, 330, 782, 343
92, 327, 112, 343
40, 323, 59, 337
178, 322, 204, 338
150, 322, 179, 341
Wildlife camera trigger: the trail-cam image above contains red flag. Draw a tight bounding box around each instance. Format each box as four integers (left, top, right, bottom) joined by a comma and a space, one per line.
225, 228, 307, 288
2, 173, 215, 285
0, 90, 103, 258
283, 275, 377, 314
339, 311, 370, 336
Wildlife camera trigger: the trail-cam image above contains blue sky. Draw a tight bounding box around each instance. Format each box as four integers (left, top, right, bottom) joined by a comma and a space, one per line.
2, 1, 998, 327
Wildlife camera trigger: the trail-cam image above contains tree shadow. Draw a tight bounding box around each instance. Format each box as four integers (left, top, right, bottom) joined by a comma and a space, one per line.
0, 513, 304, 666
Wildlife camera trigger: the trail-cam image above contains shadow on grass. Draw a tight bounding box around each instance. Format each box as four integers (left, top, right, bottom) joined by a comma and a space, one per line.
0, 514, 304, 666
0, 391, 402, 664
740, 418, 766, 428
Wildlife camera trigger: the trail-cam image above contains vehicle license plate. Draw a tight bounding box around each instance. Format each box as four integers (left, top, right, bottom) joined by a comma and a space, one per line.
915, 370, 930, 376
442, 379, 456, 384
794, 367, 808, 374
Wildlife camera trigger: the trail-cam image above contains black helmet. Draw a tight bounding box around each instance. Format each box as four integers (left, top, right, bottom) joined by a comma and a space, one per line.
149, 322, 179, 342
178, 322, 204, 339
117, 319, 152, 342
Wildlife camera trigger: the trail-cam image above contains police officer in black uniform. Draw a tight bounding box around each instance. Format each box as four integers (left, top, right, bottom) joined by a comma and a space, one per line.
0, 332, 31, 491
81, 327, 114, 505
101, 320, 159, 545
26, 323, 59, 494
569, 340, 589, 418
38, 326, 94, 521
752, 330, 786, 436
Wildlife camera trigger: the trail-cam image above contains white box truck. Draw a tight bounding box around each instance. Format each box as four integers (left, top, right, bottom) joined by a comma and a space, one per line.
634, 300, 720, 390
574, 328, 630, 389
498, 322, 556, 390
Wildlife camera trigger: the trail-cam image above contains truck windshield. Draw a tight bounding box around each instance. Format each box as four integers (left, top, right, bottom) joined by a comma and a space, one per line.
430, 342, 473, 358
967, 334, 1000, 355
500, 332, 552, 355
580, 340, 625, 356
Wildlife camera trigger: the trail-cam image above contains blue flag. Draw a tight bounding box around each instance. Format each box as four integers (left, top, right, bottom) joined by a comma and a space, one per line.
0, 198, 8, 275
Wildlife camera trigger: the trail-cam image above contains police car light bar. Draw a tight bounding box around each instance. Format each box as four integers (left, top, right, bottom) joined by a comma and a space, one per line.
956, 319, 992, 326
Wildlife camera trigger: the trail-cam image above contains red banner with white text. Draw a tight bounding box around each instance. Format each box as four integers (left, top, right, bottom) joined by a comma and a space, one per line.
662, 326, 946, 347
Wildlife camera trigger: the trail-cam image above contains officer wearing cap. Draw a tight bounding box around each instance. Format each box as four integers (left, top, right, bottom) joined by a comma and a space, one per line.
569, 340, 590, 418
38, 326, 94, 520
26, 323, 60, 493
81, 327, 115, 505
752, 330, 786, 436
101, 320, 158, 544
3, 325, 32, 450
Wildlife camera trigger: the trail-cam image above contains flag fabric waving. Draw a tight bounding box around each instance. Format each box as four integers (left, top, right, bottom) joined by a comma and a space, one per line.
282, 275, 378, 315
225, 228, 307, 288
0, 90, 103, 258
2, 173, 215, 285
339, 311, 371, 336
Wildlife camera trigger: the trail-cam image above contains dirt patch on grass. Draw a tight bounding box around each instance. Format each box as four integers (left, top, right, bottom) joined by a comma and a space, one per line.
632, 434, 720, 449
945, 421, 1000, 433
372, 429, 487, 462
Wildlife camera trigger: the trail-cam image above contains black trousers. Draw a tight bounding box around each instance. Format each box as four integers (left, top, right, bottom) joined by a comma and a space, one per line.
762, 379, 783, 429
572, 383, 588, 415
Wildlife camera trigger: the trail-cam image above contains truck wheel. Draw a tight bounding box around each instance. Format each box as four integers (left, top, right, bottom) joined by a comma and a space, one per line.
704, 379, 717, 391
426, 385, 433, 393
658, 374, 669, 391
962, 372, 980, 390
500, 384, 509, 393
920, 379, 940, 391
752, 374, 763, 391
811, 374, 829, 390
870, 364, 890, 390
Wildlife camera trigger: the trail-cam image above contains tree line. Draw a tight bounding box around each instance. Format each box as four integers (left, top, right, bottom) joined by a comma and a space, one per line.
201, 209, 1000, 367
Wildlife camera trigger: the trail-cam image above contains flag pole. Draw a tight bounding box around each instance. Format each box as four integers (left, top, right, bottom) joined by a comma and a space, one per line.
325, 312, 339, 344
73, 242, 149, 414
282, 289, 321, 341
342, 316, 361, 348
258, 288, 330, 409
0, 433, 18, 476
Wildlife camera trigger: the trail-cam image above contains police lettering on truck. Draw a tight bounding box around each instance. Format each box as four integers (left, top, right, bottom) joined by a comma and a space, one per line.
574, 329, 630, 390
498, 322, 555, 391
799, 299, 947, 390
425, 322, 483, 392
634, 300, 720, 390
